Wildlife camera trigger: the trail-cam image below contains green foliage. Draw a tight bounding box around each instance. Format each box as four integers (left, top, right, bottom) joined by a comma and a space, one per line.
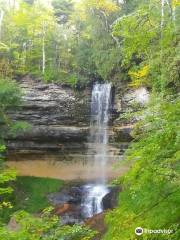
52, 0, 74, 24
104, 97, 180, 240
0, 77, 23, 213
12, 176, 63, 214
0, 78, 21, 111
0, 1, 179, 239
104, 2, 180, 239
0, 145, 16, 211
72, 0, 121, 82
0, 208, 96, 240
0, 0, 179, 88
112, 0, 180, 91
44, 69, 78, 88
0, 78, 30, 140
9, 121, 31, 137
0, 0, 123, 86
0, 176, 64, 222
0, 1, 56, 77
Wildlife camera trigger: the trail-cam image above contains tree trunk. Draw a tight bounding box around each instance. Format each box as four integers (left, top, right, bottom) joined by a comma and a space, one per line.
161, 0, 165, 28
0, 10, 4, 40
22, 42, 27, 66
166, 0, 172, 13
42, 22, 46, 74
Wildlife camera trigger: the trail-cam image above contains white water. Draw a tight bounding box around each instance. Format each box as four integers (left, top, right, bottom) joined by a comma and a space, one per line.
82, 83, 112, 218
81, 184, 109, 218
134, 87, 149, 105
88, 83, 112, 181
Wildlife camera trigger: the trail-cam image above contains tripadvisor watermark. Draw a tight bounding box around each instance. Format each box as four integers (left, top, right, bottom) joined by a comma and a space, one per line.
135, 227, 174, 236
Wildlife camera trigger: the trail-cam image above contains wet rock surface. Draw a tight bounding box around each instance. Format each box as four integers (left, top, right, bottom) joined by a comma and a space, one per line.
48, 184, 120, 225
85, 212, 107, 240
102, 186, 120, 210
48, 186, 83, 206
48, 185, 85, 224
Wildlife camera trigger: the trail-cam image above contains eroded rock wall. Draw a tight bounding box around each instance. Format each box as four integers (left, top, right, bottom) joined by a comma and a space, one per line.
111, 85, 149, 150
6, 76, 149, 178
7, 76, 91, 161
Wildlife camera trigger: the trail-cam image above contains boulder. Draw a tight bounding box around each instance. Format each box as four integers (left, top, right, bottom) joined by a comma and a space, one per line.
48, 186, 83, 206
85, 212, 107, 240
7, 217, 20, 231
54, 203, 75, 215
113, 125, 134, 142
102, 186, 120, 210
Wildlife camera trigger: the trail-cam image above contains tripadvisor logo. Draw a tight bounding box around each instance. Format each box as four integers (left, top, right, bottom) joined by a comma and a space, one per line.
135, 227, 174, 236
135, 227, 143, 236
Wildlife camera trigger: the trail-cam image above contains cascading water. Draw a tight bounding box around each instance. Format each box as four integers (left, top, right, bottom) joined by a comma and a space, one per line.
81, 83, 112, 218
89, 83, 112, 181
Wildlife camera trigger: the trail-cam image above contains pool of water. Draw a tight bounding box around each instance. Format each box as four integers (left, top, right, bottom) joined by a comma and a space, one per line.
7, 159, 128, 181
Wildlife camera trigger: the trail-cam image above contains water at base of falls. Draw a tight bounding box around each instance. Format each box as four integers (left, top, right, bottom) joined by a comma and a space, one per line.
81, 83, 112, 218
81, 184, 110, 218
48, 182, 116, 225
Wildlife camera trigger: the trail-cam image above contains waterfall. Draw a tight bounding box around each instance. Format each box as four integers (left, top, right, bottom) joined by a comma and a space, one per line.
81, 83, 112, 218
89, 83, 112, 181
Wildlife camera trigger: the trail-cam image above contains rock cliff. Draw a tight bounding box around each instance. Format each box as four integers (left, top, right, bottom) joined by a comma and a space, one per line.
6, 76, 149, 180
7, 76, 91, 161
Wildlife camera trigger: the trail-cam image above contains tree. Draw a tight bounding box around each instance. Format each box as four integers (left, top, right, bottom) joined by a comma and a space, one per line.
112, 0, 179, 90
52, 0, 74, 24
71, 0, 122, 82
104, 1, 180, 239
104, 97, 180, 240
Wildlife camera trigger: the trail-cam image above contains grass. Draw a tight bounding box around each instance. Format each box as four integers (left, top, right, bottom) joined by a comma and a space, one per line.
0, 176, 63, 222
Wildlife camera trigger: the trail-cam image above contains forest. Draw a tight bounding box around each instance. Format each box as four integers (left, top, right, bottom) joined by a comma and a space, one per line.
0, 0, 179, 239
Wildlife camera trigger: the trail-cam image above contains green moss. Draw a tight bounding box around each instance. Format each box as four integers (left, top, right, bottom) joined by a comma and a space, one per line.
0, 176, 63, 222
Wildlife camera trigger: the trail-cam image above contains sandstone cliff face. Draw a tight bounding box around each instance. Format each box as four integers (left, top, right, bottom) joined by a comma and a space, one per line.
7, 76, 91, 161
6, 76, 148, 168
110, 85, 149, 155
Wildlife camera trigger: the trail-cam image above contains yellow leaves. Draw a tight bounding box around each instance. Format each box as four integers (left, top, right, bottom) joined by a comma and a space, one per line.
172, 0, 180, 8
129, 65, 149, 88
11, 1, 55, 37
129, 65, 149, 79
0, 201, 13, 209
13, 11, 29, 27
0, 42, 9, 50
86, 0, 118, 13
76, 7, 87, 21
75, 0, 119, 20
